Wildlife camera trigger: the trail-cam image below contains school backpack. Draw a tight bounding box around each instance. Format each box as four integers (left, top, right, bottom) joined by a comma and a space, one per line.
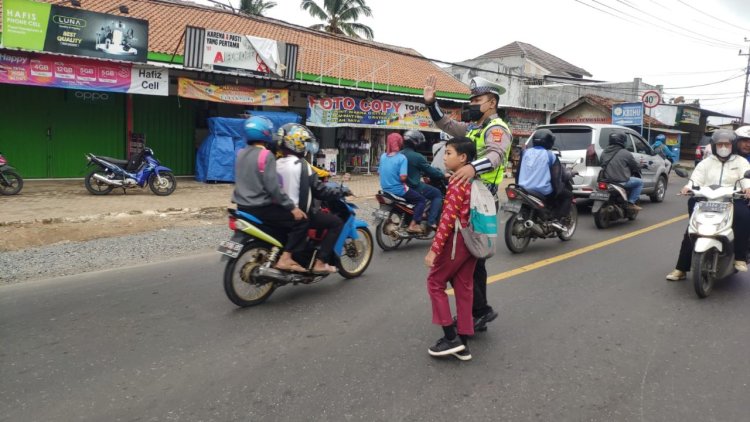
452, 180, 497, 260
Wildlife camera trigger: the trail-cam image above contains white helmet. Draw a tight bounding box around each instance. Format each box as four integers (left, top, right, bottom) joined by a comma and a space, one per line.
735, 125, 750, 140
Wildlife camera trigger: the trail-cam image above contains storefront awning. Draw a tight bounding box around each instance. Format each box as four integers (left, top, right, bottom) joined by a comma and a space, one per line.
649, 127, 690, 135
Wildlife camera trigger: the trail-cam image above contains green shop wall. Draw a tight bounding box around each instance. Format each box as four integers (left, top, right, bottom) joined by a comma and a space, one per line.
0, 84, 124, 178
132, 95, 197, 176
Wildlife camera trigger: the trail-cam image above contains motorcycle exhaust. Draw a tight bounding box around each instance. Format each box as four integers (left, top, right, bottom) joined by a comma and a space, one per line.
523, 219, 545, 237
92, 173, 122, 186
254, 266, 313, 286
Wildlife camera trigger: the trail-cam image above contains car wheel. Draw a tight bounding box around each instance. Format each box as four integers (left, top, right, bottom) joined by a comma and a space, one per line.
649, 175, 667, 203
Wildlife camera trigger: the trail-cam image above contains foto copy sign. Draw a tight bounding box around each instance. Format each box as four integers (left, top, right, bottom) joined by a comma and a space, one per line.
612, 102, 644, 126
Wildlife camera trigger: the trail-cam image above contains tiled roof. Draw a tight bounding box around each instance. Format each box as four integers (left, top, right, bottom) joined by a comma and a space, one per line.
0, 0, 469, 96
553, 94, 666, 126
473, 41, 592, 78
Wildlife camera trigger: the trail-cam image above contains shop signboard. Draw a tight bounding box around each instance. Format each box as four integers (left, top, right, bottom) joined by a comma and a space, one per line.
177, 77, 289, 106
2, 0, 149, 62
203, 29, 283, 77
612, 102, 643, 126
0, 50, 167, 95
505, 109, 546, 136
679, 108, 701, 125
305, 95, 460, 132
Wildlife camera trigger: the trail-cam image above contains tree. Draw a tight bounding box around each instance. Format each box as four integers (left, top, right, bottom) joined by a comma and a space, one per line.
301, 0, 374, 40
240, 0, 277, 16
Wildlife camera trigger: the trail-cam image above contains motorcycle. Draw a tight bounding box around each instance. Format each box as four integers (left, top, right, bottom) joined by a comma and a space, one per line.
501, 158, 581, 253
0, 152, 23, 195
590, 179, 639, 229
84, 147, 176, 196
219, 184, 374, 307
685, 182, 748, 298
373, 176, 446, 251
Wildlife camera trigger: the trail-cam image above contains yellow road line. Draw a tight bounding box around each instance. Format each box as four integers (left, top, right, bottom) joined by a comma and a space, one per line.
446, 214, 687, 294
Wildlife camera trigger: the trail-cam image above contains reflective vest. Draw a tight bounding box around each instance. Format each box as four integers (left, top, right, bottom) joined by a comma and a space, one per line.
467, 117, 512, 185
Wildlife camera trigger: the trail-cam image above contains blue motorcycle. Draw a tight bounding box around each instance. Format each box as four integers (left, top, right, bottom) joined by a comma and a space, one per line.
84, 147, 176, 196
218, 183, 374, 307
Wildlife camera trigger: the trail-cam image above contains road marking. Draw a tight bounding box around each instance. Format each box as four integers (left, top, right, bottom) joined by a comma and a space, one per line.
446, 214, 687, 294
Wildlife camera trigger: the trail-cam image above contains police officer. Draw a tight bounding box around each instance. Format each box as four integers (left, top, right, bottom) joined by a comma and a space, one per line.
423, 75, 513, 332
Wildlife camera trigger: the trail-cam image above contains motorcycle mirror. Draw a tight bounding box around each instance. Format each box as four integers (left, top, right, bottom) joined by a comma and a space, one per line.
673, 167, 689, 178
744, 170, 750, 179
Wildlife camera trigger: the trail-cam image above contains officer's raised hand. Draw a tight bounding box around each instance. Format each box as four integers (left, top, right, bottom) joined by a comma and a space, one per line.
424, 74, 437, 105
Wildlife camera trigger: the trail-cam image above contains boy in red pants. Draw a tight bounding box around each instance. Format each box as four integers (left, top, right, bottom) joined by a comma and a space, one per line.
424, 137, 478, 361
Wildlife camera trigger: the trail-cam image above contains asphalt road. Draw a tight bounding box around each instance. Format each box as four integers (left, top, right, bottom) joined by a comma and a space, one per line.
3, 177, 750, 421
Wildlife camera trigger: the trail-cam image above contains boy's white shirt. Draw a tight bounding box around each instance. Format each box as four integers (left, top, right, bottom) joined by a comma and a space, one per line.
277, 156, 303, 206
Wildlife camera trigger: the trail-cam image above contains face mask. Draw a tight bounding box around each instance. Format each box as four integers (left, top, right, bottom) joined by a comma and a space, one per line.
716, 146, 732, 158
461, 104, 484, 122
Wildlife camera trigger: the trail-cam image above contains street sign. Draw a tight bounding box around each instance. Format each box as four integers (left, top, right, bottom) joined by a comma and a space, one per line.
641, 90, 661, 108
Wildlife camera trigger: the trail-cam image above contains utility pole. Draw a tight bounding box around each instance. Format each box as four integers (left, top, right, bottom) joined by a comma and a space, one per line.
741, 38, 750, 124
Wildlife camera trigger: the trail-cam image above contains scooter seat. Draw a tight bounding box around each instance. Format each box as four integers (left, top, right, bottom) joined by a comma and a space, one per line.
228, 208, 264, 225
380, 191, 414, 208
97, 156, 129, 167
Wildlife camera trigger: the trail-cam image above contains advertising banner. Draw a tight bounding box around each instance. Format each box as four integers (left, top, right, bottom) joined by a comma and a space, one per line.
203, 29, 282, 77
177, 77, 289, 106
679, 108, 701, 125
2, 0, 149, 62
0, 50, 167, 95
505, 109, 546, 136
612, 102, 644, 126
305, 95, 460, 132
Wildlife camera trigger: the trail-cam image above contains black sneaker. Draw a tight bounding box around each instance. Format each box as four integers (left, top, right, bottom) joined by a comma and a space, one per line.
428, 336, 465, 357
452, 347, 472, 361
473, 310, 498, 332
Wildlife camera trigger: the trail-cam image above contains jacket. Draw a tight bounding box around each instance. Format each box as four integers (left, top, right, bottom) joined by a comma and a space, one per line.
401, 147, 444, 189
600, 145, 640, 183
687, 154, 750, 190
232, 146, 295, 210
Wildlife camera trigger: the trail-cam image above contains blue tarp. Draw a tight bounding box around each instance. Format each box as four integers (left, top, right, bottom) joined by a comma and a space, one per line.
195, 113, 302, 183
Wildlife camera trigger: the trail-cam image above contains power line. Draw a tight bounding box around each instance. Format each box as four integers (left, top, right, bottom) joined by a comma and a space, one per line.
675, 0, 750, 33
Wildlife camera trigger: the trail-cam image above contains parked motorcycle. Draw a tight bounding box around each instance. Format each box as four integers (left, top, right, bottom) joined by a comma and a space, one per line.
0, 152, 23, 195
501, 158, 581, 253
219, 184, 374, 307
685, 182, 747, 298
373, 177, 446, 251
84, 147, 176, 196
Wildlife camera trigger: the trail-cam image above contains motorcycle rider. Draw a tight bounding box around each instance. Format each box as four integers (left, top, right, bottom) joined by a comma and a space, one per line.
600, 133, 644, 211
401, 130, 445, 232
232, 116, 309, 274
735, 126, 750, 162
378, 132, 427, 234
516, 129, 572, 220
651, 134, 678, 163
665, 129, 750, 280
276, 123, 347, 274
424, 75, 512, 331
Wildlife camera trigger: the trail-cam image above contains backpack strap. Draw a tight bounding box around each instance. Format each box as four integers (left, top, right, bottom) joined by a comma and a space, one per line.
257, 148, 270, 173
452, 216, 461, 261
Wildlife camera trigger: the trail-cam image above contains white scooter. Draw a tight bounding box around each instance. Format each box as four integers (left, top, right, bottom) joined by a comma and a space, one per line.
685, 183, 745, 298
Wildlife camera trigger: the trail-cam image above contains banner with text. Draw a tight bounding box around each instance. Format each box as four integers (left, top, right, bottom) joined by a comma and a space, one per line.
177, 77, 289, 106
0, 50, 167, 95
505, 109, 546, 137
305, 95, 460, 132
612, 102, 644, 126
2, 0, 149, 62
203, 29, 282, 77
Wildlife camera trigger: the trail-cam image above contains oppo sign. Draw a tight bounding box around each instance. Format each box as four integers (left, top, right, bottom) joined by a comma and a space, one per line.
73, 91, 110, 102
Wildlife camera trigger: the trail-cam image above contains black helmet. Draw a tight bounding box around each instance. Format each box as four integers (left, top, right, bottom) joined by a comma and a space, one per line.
609, 132, 627, 147
403, 130, 426, 149
710, 129, 736, 157
531, 129, 555, 149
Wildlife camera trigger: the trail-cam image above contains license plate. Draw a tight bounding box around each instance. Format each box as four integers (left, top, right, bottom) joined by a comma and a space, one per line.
501, 201, 521, 213
217, 240, 243, 258
589, 192, 610, 200
372, 209, 390, 219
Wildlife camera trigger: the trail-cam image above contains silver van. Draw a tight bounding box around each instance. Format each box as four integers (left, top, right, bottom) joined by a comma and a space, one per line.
525, 124, 671, 202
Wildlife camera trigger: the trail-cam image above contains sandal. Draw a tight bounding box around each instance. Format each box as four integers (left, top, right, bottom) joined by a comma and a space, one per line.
312, 264, 338, 275
274, 262, 308, 273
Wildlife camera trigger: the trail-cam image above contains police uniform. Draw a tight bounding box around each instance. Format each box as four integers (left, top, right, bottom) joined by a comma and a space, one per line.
425, 76, 512, 326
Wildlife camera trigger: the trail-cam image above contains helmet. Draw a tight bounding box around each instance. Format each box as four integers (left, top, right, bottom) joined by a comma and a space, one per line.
403, 130, 426, 149
710, 129, 736, 157
531, 129, 555, 149
469, 77, 506, 101
655, 134, 666, 142
609, 132, 627, 147
735, 125, 750, 140
243, 116, 274, 144
277, 123, 316, 155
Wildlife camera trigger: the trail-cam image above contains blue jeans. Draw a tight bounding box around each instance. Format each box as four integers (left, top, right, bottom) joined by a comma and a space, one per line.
621, 177, 643, 204
403, 189, 427, 224
416, 183, 443, 226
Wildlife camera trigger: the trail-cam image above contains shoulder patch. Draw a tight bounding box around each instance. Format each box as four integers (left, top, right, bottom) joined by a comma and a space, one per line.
489, 127, 505, 142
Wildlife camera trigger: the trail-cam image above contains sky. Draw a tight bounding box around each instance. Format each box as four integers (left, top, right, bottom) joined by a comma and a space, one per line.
195, 0, 750, 124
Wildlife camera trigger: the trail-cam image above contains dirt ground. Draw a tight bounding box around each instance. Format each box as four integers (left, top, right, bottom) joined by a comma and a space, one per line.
0, 176, 382, 252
